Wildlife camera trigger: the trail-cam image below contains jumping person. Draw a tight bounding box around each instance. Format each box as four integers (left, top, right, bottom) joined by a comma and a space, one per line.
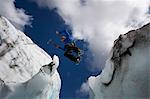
48, 30, 82, 63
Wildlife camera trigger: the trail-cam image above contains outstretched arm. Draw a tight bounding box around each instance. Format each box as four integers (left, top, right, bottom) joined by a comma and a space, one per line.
56, 45, 65, 51
47, 39, 65, 51
59, 30, 71, 38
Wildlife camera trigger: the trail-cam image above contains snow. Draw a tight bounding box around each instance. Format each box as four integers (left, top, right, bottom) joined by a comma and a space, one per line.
0, 16, 61, 99
89, 23, 150, 99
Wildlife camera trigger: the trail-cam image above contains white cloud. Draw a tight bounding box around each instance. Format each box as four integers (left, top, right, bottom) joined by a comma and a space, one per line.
0, 0, 32, 30
33, 0, 150, 70
76, 81, 90, 97
80, 82, 90, 94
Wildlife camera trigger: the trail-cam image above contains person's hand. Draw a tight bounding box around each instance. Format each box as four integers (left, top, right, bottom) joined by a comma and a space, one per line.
61, 36, 66, 42
76, 58, 80, 63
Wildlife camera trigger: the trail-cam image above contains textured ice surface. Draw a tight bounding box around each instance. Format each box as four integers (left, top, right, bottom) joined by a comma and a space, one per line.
0, 16, 61, 99
89, 23, 150, 99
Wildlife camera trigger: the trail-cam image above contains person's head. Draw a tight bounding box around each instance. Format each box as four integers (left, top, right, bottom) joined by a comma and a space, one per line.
61, 36, 66, 42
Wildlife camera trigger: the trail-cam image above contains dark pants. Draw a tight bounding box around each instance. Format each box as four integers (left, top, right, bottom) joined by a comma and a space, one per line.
64, 45, 80, 62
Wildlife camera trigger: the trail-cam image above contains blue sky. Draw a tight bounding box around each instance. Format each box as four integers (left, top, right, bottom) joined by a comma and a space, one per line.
15, 0, 99, 98
1, 0, 149, 98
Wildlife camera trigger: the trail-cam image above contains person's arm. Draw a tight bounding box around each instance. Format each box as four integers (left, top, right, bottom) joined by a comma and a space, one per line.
60, 30, 75, 44
59, 30, 66, 35
59, 30, 70, 38
56, 45, 65, 51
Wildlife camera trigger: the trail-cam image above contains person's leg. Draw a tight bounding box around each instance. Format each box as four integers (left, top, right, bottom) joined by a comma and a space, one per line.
64, 50, 78, 62
68, 46, 80, 54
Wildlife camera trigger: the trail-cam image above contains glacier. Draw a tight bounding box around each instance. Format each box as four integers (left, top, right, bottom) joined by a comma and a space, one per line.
0, 16, 61, 99
89, 23, 150, 99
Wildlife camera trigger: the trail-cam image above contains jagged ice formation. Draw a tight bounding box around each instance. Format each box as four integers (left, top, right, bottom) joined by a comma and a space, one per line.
89, 23, 150, 99
0, 16, 61, 99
